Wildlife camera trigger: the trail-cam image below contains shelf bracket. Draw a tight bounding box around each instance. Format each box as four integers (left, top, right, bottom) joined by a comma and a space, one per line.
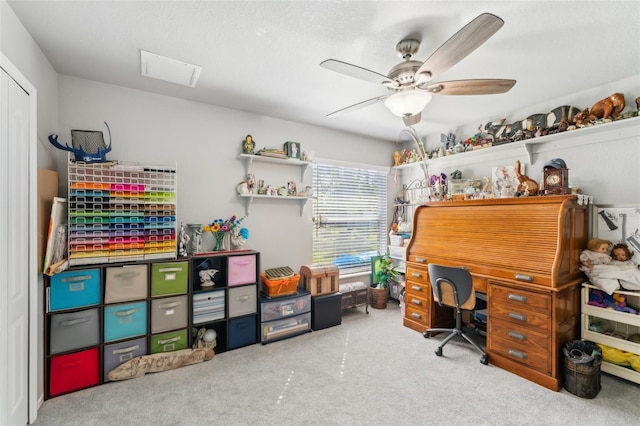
523, 142, 533, 163
243, 196, 254, 216
242, 156, 254, 176
300, 164, 308, 181
300, 198, 308, 216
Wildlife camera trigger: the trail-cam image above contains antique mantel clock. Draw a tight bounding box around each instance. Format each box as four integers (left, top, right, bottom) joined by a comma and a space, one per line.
543, 159, 569, 195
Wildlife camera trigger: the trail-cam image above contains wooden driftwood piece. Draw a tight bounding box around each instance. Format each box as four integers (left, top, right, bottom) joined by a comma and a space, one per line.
107, 348, 214, 381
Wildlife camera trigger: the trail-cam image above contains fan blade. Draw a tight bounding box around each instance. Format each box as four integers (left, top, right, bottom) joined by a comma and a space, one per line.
415, 13, 504, 82
320, 59, 393, 86
402, 112, 422, 126
424, 79, 516, 95
326, 95, 389, 118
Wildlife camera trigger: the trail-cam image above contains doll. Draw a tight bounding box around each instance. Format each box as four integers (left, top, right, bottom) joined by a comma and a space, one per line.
580, 238, 612, 268
611, 243, 639, 267
582, 240, 640, 294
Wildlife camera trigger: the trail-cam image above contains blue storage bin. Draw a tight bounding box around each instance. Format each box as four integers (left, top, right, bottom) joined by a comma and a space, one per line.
104, 301, 147, 342
228, 315, 258, 350
49, 269, 101, 312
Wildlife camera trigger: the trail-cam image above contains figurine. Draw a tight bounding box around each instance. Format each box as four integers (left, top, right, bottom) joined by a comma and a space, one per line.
393, 151, 402, 166
230, 226, 247, 250
242, 135, 255, 154
199, 269, 218, 287
178, 222, 190, 257
514, 160, 538, 195
589, 93, 625, 121
247, 174, 256, 194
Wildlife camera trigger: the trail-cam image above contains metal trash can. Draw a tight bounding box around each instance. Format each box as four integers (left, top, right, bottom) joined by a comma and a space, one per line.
563, 340, 602, 398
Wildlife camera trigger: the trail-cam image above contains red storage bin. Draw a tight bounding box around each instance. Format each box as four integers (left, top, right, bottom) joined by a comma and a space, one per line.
49, 348, 99, 397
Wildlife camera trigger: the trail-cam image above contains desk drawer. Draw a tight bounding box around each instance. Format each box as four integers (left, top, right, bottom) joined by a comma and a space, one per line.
489, 334, 551, 374
406, 265, 428, 284
405, 279, 430, 299
405, 304, 429, 328
488, 318, 549, 352
489, 302, 550, 331
489, 284, 550, 312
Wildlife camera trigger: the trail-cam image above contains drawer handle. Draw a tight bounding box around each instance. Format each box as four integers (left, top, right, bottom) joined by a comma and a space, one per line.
62, 360, 85, 368
508, 293, 528, 303
113, 345, 140, 354
158, 336, 181, 345
61, 316, 90, 327
411, 285, 421, 291
411, 272, 423, 279
508, 349, 527, 359
411, 299, 422, 306
160, 301, 180, 309
61, 275, 92, 283
508, 312, 527, 322
411, 312, 422, 319
415, 257, 426, 264
158, 267, 183, 273
508, 331, 527, 341
514, 274, 533, 282
68, 282, 85, 292
114, 308, 138, 317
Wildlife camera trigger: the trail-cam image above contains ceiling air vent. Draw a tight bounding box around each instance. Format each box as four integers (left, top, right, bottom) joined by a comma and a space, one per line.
140, 49, 202, 88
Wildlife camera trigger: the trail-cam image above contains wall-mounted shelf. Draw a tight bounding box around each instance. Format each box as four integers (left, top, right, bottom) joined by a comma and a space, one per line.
238, 194, 312, 216
391, 115, 640, 173
238, 153, 310, 181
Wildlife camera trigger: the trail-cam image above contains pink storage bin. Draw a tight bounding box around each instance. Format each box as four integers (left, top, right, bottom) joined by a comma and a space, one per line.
228, 254, 257, 286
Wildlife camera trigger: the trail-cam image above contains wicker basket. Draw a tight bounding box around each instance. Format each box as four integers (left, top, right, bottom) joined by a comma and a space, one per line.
369, 286, 388, 309
260, 273, 300, 298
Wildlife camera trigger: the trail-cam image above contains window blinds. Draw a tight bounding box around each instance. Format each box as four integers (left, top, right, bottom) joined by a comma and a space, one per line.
312, 162, 387, 275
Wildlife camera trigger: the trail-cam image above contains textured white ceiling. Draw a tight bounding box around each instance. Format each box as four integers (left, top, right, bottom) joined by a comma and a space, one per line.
7, 0, 640, 142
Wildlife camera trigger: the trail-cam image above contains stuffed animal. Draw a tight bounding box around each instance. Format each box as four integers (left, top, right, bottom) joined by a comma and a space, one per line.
612, 293, 638, 314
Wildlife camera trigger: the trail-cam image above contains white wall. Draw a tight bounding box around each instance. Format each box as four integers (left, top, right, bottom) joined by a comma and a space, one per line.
57, 75, 396, 271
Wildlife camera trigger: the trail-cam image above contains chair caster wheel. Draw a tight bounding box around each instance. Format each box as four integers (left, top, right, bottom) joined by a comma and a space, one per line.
435, 347, 443, 356
480, 354, 488, 365
423, 331, 430, 339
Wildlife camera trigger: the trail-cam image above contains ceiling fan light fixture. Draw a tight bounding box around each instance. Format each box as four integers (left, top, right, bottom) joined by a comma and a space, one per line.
383, 91, 432, 117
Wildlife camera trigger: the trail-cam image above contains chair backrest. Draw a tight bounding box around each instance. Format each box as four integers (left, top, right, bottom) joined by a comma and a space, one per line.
427, 264, 476, 310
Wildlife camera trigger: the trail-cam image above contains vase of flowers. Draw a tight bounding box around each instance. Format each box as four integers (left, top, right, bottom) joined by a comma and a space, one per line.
202, 215, 245, 252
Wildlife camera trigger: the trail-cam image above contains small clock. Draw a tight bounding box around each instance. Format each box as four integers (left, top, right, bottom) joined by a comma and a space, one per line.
543, 167, 569, 195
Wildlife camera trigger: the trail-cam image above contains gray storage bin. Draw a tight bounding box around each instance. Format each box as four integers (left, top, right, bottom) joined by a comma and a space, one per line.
103, 337, 147, 381
50, 308, 100, 354
228, 284, 257, 318
151, 294, 188, 333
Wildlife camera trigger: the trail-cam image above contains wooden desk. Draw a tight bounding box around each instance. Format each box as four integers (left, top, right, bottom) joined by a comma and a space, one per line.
404, 196, 588, 391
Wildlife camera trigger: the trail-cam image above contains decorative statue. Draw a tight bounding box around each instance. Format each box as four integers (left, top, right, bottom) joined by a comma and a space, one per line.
199, 269, 219, 287
514, 160, 538, 195
178, 222, 190, 257
242, 134, 255, 154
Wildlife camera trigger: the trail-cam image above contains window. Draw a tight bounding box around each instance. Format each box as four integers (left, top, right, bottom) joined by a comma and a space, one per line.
312, 161, 387, 275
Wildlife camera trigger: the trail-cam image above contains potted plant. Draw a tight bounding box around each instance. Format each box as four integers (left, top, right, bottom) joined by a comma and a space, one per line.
370, 254, 399, 309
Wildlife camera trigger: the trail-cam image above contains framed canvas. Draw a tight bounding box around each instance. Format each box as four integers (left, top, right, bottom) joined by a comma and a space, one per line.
593, 204, 640, 263
371, 255, 383, 285
283, 141, 301, 159
491, 162, 524, 197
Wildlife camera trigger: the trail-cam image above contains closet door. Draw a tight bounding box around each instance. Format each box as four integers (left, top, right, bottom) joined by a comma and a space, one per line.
0, 65, 31, 426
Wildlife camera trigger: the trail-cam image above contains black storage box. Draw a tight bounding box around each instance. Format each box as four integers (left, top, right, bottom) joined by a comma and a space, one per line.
311, 292, 342, 331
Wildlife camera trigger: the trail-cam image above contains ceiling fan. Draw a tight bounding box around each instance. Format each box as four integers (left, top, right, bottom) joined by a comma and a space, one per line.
320, 13, 516, 126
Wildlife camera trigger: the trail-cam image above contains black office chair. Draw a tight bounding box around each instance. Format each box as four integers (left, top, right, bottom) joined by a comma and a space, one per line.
423, 263, 488, 365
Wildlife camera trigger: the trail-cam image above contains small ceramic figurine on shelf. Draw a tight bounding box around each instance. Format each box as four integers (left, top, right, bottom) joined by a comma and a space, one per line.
242, 135, 255, 154
178, 222, 190, 257
199, 269, 218, 287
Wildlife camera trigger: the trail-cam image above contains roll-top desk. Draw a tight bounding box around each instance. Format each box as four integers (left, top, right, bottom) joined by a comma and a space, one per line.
404, 195, 588, 390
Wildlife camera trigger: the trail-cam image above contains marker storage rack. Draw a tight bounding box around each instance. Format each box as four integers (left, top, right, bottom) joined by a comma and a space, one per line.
67, 158, 178, 266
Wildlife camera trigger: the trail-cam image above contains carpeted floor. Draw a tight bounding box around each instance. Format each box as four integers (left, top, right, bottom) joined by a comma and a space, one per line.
33, 301, 640, 425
